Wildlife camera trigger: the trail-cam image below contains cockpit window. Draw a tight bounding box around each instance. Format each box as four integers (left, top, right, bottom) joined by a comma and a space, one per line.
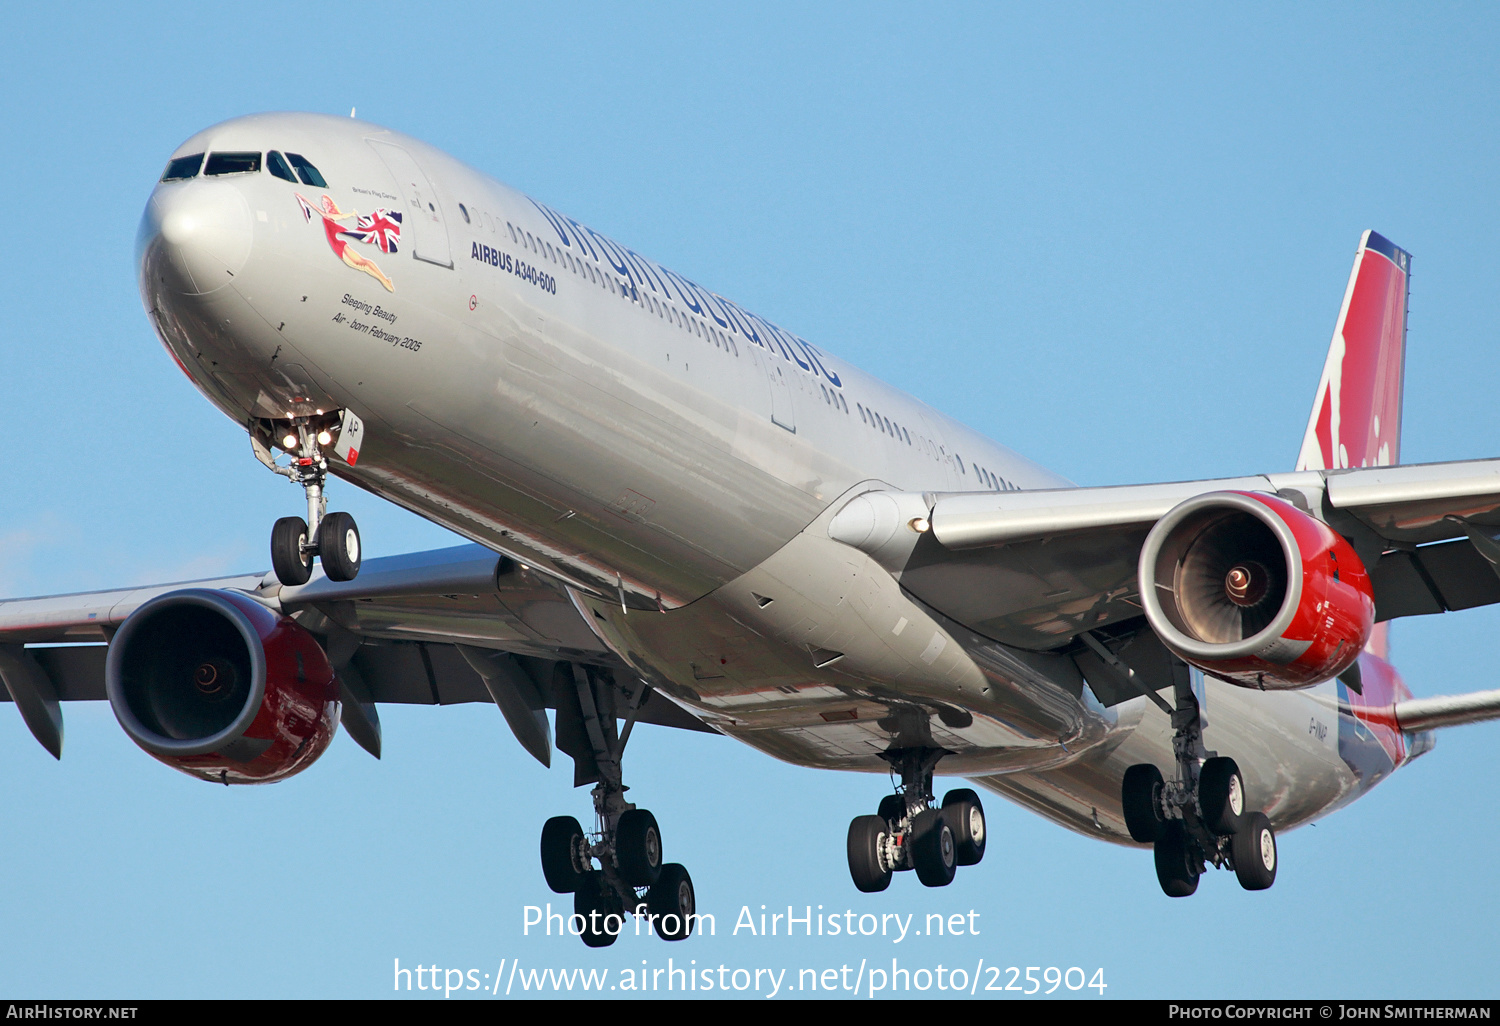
160, 153, 204, 182
204, 152, 262, 176
267, 151, 297, 183
284, 153, 327, 188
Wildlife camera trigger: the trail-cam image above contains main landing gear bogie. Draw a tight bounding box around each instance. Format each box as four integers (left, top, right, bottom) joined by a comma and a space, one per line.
846, 748, 986, 892
1121, 668, 1279, 897
538, 665, 695, 948
254, 417, 362, 586
540, 808, 694, 947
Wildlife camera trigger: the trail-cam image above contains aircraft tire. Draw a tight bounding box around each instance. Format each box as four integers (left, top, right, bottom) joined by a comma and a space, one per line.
1122, 763, 1168, 843
646, 863, 696, 941
318, 511, 362, 582
1199, 757, 1246, 835
574, 871, 624, 948
878, 793, 905, 828
942, 788, 987, 866
616, 808, 663, 887
847, 815, 892, 893
271, 516, 313, 586
911, 809, 957, 887
1153, 822, 1200, 897
540, 815, 590, 894
1232, 812, 1277, 891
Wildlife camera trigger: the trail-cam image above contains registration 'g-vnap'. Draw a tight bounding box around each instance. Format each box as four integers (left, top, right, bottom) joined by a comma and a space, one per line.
5, 113, 1499, 946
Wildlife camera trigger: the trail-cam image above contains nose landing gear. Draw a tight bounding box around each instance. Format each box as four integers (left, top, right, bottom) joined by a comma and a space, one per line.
252, 418, 361, 585
846, 747, 986, 892
1121, 670, 1277, 896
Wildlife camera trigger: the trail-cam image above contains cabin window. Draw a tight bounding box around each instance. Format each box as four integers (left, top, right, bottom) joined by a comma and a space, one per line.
284, 153, 326, 187
160, 153, 204, 182
458, 203, 471, 224
266, 151, 297, 183
204, 152, 261, 176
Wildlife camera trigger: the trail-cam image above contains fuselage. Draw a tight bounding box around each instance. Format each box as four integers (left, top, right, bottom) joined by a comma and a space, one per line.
136, 112, 1419, 844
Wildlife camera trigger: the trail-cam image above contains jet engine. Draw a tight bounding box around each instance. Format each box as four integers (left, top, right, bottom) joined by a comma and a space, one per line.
1138, 490, 1373, 689
105, 589, 339, 783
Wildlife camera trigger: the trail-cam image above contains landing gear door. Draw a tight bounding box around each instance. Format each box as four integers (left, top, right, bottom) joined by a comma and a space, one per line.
367, 140, 454, 269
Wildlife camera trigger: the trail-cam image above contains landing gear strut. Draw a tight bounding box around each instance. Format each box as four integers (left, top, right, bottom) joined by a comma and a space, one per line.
1121, 670, 1276, 895
539, 664, 693, 947
847, 747, 986, 892
252, 418, 361, 586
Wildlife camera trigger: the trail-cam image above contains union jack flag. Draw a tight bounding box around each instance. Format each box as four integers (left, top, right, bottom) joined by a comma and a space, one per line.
294, 192, 320, 222
344, 208, 403, 253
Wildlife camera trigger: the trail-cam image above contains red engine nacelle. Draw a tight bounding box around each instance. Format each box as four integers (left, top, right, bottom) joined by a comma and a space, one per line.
105, 589, 340, 784
1138, 490, 1374, 689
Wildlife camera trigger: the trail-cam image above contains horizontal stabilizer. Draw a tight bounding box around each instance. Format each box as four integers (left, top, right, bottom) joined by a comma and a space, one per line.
1393, 689, 1500, 732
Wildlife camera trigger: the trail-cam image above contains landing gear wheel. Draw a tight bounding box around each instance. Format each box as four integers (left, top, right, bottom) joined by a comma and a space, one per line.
574, 871, 624, 948
1153, 821, 1201, 897
647, 863, 696, 941
271, 516, 313, 586
911, 809, 957, 887
616, 808, 663, 887
1199, 756, 1246, 835
877, 793, 905, 827
942, 788, 987, 866
318, 511, 361, 582
1232, 811, 1277, 890
540, 816, 591, 894
1122, 763, 1168, 843
846, 815, 892, 893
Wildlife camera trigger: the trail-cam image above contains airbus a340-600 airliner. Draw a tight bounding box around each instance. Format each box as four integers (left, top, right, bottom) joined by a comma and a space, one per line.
4, 112, 1500, 946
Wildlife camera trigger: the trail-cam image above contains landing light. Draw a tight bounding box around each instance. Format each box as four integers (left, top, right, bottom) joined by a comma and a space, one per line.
317, 430, 332, 446
909, 517, 931, 534
282, 433, 298, 449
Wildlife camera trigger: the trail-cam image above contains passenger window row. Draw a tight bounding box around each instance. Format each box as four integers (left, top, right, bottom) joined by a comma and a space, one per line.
490, 215, 751, 364
465, 212, 852, 411
159, 150, 327, 187
858, 401, 972, 472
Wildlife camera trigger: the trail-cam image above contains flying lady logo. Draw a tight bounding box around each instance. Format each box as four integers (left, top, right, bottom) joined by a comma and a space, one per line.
296, 193, 402, 293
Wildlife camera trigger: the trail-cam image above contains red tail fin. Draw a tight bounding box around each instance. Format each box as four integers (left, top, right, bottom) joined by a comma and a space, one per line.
1295, 230, 1411, 473
1298, 232, 1411, 662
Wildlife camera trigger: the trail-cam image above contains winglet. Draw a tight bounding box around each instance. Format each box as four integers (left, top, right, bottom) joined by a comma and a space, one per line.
1296, 230, 1412, 473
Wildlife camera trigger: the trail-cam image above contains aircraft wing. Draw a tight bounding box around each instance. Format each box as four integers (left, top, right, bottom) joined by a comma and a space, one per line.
0, 543, 716, 762
830, 457, 1500, 652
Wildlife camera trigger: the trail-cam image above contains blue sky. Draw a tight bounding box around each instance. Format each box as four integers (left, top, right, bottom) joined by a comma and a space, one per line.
2, 1, 1499, 999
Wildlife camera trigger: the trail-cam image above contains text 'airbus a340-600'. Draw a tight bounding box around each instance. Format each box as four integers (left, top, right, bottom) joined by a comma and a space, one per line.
4, 112, 1499, 947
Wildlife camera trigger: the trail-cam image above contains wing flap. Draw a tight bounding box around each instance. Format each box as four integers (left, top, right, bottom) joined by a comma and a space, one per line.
1325, 459, 1500, 543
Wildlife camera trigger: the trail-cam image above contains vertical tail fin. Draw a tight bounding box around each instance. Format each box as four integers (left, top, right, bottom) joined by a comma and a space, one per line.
1295, 230, 1412, 473
1298, 231, 1411, 664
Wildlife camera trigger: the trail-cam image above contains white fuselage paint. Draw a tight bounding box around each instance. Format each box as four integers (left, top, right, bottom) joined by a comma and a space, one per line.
137, 113, 1394, 845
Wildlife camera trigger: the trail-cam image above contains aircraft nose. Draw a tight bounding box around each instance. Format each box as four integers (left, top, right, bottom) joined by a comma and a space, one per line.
138, 181, 253, 295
